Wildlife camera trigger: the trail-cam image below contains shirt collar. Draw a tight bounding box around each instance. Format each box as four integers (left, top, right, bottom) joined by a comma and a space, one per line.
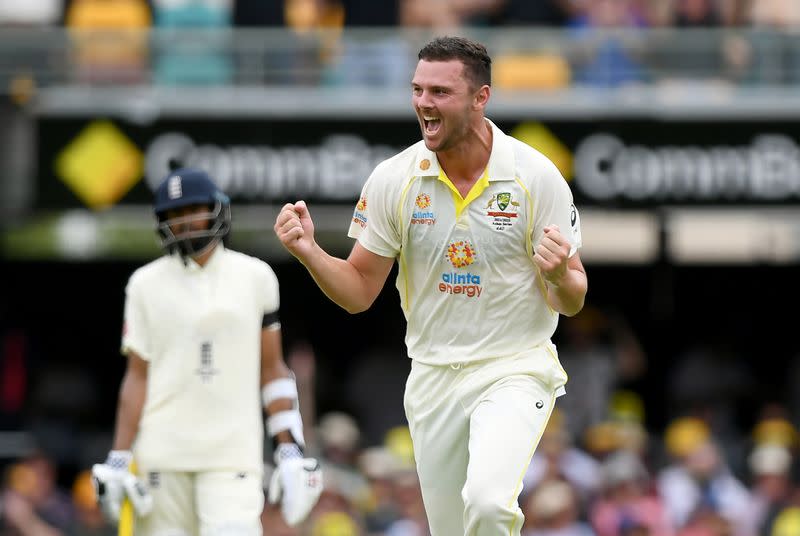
412, 118, 516, 182
174, 243, 225, 273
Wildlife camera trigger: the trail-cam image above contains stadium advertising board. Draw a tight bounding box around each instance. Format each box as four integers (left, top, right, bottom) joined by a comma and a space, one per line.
35, 117, 800, 210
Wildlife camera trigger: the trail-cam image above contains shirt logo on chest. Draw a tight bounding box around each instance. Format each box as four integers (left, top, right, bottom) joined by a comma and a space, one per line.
411, 192, 436, 225
446, 240, 476, 268
439, 241, 482, 298
196, 341, 219, 383
486, 192, 520, 231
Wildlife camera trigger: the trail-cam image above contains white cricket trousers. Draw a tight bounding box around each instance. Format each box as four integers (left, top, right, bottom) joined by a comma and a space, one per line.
131, 468, 264, 536
403, 344, 567, 536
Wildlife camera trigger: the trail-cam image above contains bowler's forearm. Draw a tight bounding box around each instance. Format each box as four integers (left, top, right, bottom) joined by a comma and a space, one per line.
299, 243, 377, 314
545, 267, 587, 317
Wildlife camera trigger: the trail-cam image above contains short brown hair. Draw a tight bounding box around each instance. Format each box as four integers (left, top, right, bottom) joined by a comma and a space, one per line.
418, 36, 491, 88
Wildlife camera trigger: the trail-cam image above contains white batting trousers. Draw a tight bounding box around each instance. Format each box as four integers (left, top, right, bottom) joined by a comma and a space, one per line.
130, 468, 264, 536
403, 344, 567, 536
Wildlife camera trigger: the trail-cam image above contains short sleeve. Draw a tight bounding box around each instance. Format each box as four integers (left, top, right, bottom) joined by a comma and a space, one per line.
533, 160, 583, 257
347, 165, 401, 258
121, 275, 151, 360
258, 261, 280, 315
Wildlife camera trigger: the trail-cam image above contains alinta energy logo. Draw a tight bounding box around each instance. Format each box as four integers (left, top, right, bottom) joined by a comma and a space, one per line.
352, 196, 367, 228
440, 241, 482, 298
446, 241, 475, 268
411, 193, 435, 225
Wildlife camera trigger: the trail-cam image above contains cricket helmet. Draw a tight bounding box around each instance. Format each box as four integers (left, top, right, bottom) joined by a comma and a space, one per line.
153, 168, 231, 259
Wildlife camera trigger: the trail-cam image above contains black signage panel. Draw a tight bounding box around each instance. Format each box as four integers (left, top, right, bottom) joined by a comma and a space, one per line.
36, 117, 800, 209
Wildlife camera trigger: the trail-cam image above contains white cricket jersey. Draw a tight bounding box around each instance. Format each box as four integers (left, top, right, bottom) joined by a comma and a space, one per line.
348, 119, 582, 369
121, 246, 279, 472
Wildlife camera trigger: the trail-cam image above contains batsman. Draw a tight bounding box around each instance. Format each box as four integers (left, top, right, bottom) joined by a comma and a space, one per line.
93, 168, 322, 535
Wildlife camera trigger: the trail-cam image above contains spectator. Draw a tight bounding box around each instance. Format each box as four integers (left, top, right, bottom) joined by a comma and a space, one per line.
244, 0, 344, 85
657, 418, 755, 535
400, 0, 505, 28
567, 0, 649, 87
358, 446, 405, 533
750, 0, 800, 27
384, 470, 429, 536
768, 501, 800, 536
310, 511, 363, 536
315, 412, 372, 508
716, 0, 748, 26
751, 414, 798, 453
590, 450, 673, 536
522, 479, 594, 536
373, 425, 429, 536
2, 489, 65, 536
64, 0, 152, 84
302, 472, 366, 535
583, 419, 649, 463
1, 454, 75, 535
70, 469, 115, 536
676, 511, 733, 536
151, 0, 233, 85
747, 443, 794, 535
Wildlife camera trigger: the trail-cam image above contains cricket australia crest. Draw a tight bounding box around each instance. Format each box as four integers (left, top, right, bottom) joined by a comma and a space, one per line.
486, 191, 520, 231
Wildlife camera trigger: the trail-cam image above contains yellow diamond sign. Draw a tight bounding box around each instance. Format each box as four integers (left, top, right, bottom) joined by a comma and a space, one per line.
56, 120, 143, 209
511, 122, 572, 181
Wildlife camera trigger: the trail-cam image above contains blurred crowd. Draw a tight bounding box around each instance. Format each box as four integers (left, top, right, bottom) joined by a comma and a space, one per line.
1, 0, 800, 93
1, 0, 799, 31
4, 305, 800, 535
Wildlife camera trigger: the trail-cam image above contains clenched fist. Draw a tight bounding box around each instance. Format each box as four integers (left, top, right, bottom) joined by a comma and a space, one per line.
533, 225, 571, 286
274, 201, 316, 260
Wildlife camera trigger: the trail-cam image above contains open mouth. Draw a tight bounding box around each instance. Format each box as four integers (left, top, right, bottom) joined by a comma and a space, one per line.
423, 116, 441, 136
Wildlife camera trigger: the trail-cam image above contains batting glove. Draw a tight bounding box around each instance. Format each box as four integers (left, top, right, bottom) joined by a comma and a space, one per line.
91, 450, 153, 522
268, 443, 323, 526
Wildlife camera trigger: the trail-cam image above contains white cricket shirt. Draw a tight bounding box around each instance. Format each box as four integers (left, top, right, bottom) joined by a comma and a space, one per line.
121, 246, 279, 472
348, 119, 582, 369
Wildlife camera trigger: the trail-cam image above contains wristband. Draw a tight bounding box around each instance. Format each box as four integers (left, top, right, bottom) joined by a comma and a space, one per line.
267, 409, 306, 449
262, 377, 298, 407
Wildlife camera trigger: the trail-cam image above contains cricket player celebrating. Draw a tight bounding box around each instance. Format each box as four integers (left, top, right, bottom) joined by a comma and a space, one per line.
275, 36, 587, 536
93, 168, 322, 535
